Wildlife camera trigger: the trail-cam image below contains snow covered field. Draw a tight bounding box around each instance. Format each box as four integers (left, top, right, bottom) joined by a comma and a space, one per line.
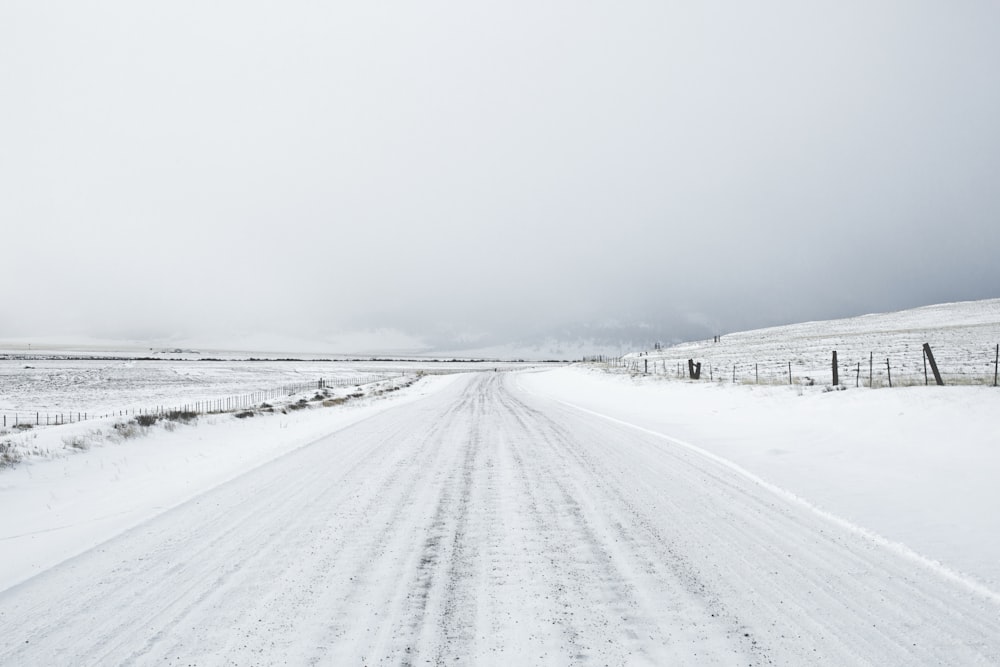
1, 371, 997, 664
1, 302, 998, 663
0, 373, 460, 592
0, 356, 536, 426
519, 367, 1000, 591
627, 298, 1000, 386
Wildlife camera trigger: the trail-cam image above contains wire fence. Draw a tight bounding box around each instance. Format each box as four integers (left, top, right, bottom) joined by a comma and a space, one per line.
0, 373, 397, 430
587, 343, 1000, 388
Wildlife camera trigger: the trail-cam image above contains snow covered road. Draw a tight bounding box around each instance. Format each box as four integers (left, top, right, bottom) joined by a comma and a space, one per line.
2, 372, 998, 665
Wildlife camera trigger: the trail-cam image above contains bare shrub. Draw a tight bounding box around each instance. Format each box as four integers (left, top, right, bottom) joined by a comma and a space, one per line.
113, 421, 141, 439
135, 414, 159, 427
164, 410, 197, 423
0, 440, 22, 468
62, 434, 91, 451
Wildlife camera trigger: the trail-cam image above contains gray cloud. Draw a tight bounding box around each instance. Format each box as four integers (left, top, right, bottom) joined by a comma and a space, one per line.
2, 1, 999, 354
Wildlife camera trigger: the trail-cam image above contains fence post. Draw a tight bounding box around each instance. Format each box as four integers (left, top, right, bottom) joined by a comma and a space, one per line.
755, 363, 758, 384
922, 343, 944, 386
886, 358, 892, 388
994, 344, 998, 387
869, 352, 873, 388
832, 351, 839, 386
855, 362, 860, 387
788, 361, 792, 385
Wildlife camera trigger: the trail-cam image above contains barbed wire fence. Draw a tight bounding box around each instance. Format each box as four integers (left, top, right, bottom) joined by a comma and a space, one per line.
585, 343, 1000, 388
1, 373, 398, 430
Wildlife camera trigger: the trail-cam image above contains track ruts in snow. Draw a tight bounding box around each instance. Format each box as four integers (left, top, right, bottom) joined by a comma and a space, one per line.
0, 373, 998, 665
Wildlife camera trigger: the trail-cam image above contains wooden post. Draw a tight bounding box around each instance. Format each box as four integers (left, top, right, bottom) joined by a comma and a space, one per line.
923, 350, 928, 385
995, 344, 999, 387
869, 352, 873, 388
832, 351, 839, 386
788, 361, 792, 385
855, 362, 860, 387
922, 343, 944, 386
755, 363, 759, 384
732, 365, 736, 383
886, 358, 892, 388
644, 359, 648, 374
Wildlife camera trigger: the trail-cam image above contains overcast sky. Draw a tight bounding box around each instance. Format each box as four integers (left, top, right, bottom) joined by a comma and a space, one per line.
3, 1, 999, 354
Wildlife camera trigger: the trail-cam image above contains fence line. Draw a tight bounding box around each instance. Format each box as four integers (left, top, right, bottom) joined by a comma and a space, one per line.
1, 373, 398, 430
585, 343, 1000, 388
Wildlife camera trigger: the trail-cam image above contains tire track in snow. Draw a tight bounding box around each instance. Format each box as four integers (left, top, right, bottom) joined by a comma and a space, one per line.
0, 385, 469, 665
2, 372, 999, 665
498, 380, 752, 665
513, 377, 1000, 664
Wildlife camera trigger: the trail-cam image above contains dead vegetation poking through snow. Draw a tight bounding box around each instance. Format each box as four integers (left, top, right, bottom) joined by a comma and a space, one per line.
0, 375, 420, 470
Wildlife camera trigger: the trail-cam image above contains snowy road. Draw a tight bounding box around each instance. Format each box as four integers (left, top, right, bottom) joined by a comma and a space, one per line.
2, 373, 998, 665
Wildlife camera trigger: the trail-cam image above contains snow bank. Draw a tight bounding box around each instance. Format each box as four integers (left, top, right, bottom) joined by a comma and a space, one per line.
518, 366, 1000, 591
0, 374, 460, 592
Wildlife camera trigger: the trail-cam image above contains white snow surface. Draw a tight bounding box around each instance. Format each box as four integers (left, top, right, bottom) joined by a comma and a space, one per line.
0, 374, 460, 591
519, 367, 1000, 592
0, 358, 534, 420
633, 298, 1000, 386
0, 370, 997, 663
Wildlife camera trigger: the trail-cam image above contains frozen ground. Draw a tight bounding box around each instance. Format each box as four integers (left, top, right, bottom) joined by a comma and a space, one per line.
1, 370, 998, 664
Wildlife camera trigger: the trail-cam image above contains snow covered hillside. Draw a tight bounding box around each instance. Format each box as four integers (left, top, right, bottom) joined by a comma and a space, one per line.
624, 298, 1000, 386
